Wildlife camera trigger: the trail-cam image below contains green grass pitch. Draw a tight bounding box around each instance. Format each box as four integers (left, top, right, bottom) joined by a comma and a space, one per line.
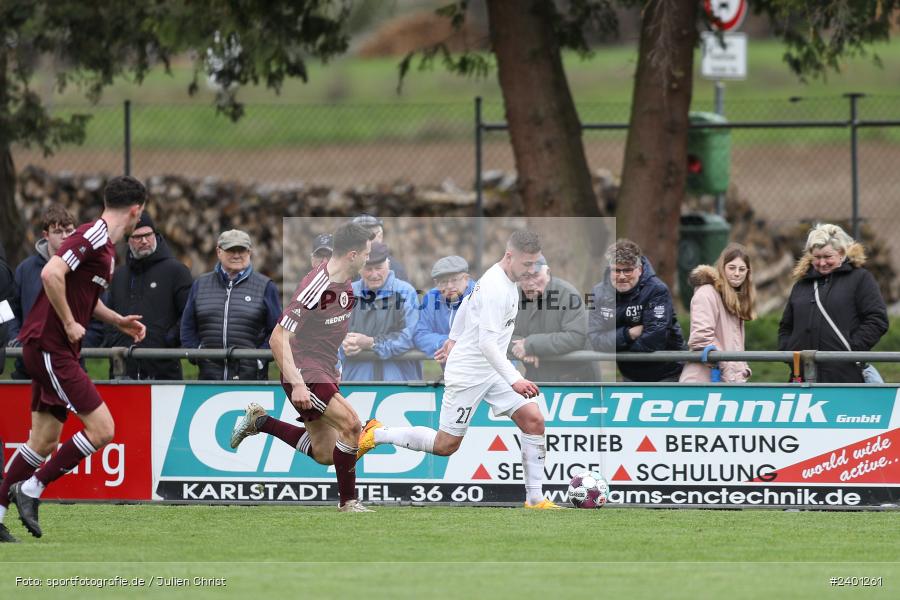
0, 504, 896, 599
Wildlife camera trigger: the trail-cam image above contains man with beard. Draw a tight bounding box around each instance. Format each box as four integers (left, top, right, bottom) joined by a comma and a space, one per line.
105, 212, 193, 379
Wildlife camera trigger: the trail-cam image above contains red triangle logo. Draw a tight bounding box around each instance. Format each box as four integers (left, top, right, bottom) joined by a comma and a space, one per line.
488, 435, 508, 452
636, 436, 657, 452
611, 465, 632, 481
472, 464, 492, 480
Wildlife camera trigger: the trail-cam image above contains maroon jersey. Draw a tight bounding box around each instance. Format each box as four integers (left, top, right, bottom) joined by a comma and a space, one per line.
18, 219, 115, 354
278, 261, 355, 377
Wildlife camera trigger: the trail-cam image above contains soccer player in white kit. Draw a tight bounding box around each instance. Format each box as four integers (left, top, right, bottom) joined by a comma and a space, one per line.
358, 230, 561, 509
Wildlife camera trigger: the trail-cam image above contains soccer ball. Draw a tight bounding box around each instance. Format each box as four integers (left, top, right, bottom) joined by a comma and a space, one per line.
567, 471, 610, 508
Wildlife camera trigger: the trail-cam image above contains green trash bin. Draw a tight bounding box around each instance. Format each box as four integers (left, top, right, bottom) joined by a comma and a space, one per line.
678, 213, 731, 309
687, 112, 731, 195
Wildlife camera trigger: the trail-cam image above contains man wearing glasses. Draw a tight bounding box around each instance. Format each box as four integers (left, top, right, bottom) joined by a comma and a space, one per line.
181, 229, 282, 380
588, 239, 685, 382
414, 255, 475, 367
104, 213, 193, 379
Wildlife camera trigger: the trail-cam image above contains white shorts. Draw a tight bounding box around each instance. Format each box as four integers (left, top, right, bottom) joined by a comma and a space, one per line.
439, 376, 535, 437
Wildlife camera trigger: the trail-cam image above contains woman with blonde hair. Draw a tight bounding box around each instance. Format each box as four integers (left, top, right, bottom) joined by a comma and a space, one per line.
778, 223, 888, 382
680, 243, 756, 383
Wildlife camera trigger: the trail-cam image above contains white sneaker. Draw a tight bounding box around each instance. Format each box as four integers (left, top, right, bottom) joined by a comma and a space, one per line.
338, 499, 374, 513
230, 403, 267, 449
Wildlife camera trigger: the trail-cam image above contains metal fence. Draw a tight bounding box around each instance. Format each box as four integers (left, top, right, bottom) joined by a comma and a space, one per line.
7, 347, 900, 384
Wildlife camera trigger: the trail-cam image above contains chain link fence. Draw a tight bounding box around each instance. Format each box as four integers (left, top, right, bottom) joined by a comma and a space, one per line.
13, 95, 900, 298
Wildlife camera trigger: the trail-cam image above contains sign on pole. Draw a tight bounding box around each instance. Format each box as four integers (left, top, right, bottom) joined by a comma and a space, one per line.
701, 32, 748, 80
705, 0, 748, 32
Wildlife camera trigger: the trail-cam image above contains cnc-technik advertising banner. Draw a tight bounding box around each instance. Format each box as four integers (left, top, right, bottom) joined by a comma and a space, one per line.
2, 383, 898, 507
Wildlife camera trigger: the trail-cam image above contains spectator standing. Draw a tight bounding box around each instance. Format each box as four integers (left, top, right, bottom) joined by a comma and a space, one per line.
105, 213, 193, 379
351, 214, 409, 284
588, 239, 685, 382
679, 244, 756, 383
341, 242, 421, 381
7, 206, 99, 379
310, 233, 333, 270
414, 255, 474, 365
181, 229, 281, 380
512, 256, 596, 382
778, 223, 888, 383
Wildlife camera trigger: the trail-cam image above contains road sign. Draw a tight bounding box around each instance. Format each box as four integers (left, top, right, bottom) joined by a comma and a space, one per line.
705, 0, 748, 32
701, 32, 747, 80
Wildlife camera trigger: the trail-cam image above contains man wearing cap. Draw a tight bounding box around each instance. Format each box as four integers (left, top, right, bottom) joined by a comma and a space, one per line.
181, 229, 282, 380
104, 213, 194, 380
310, 233, 333, 270
351, 214, 409, 284
341, 241, 421, 381
414, 255, 474, 365
511, 255, 596, 382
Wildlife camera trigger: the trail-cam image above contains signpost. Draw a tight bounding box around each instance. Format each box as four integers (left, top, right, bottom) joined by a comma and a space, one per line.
701, 0, 748, 215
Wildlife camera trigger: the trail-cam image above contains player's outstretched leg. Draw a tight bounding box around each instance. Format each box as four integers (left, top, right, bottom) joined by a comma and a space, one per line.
357, 420, 440, 459
232, 403, 316, 461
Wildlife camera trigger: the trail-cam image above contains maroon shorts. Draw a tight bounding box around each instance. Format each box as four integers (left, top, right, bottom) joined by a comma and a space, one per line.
280, 369, 341, 423
22, 343, 104, 423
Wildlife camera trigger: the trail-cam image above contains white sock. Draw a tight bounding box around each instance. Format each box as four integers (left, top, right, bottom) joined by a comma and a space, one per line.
21, 476, 46, 499
0, 505, 6, 523
375, 427, 437, 453
521, 433, 546, 505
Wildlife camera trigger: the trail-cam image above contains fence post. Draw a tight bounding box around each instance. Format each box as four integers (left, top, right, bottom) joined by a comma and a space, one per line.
110, 346, 127, 379
474, 95, 484, 274
846, 92, 864, 240
124, 100, 132, 176
800, 350, 817, 383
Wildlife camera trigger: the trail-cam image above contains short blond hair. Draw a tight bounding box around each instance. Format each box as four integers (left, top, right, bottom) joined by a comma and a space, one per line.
805, 223, 854, 255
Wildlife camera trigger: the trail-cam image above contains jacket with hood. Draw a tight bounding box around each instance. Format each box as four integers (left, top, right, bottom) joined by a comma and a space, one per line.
8, 238, 103, 378
679, 265, 751, 383
512, 276, 597, 383
341, 270, 422, 382
588, 256, 685, 381
778, 243, 888, 383
105, 234, 194, 380
414, 278, 475, 357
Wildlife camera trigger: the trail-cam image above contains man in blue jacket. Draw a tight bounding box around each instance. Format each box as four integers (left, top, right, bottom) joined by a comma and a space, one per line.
588, 239, 685, 381
341, 242, 421, 381
414, 255, 474, 366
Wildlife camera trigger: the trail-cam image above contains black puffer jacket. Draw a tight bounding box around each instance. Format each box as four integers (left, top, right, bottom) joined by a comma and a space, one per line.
778, 243, 888, 383
105, 235, 193, 380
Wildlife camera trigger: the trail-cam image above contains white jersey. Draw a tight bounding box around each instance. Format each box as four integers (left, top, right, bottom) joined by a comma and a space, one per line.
444, 262, 521, 386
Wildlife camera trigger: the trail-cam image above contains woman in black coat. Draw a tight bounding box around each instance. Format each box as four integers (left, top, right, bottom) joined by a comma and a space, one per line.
778, 223, 888, 383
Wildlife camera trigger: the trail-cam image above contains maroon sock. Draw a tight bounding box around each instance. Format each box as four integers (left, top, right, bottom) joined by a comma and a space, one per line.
34, 431, 97, 487
0, 445, 46, 508
258, 416, 306, 449
333, 440, 359, 505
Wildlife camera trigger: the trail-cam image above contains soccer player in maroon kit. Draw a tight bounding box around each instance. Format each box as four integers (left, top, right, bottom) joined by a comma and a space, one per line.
230, 223, 375, 512
0, 176, 147, 543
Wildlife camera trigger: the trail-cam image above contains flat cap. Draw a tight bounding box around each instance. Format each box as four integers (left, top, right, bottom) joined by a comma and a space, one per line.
431, 255, 469, 279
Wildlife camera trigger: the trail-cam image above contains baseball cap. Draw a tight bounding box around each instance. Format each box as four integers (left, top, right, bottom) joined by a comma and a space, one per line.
366, 242, 390, 265
431, 255, 469, 279
218, 229, 252, 250
312, 233, 333, 254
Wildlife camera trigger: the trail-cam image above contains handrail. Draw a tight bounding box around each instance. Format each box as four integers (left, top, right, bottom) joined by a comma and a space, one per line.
6, 347, 900, 382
